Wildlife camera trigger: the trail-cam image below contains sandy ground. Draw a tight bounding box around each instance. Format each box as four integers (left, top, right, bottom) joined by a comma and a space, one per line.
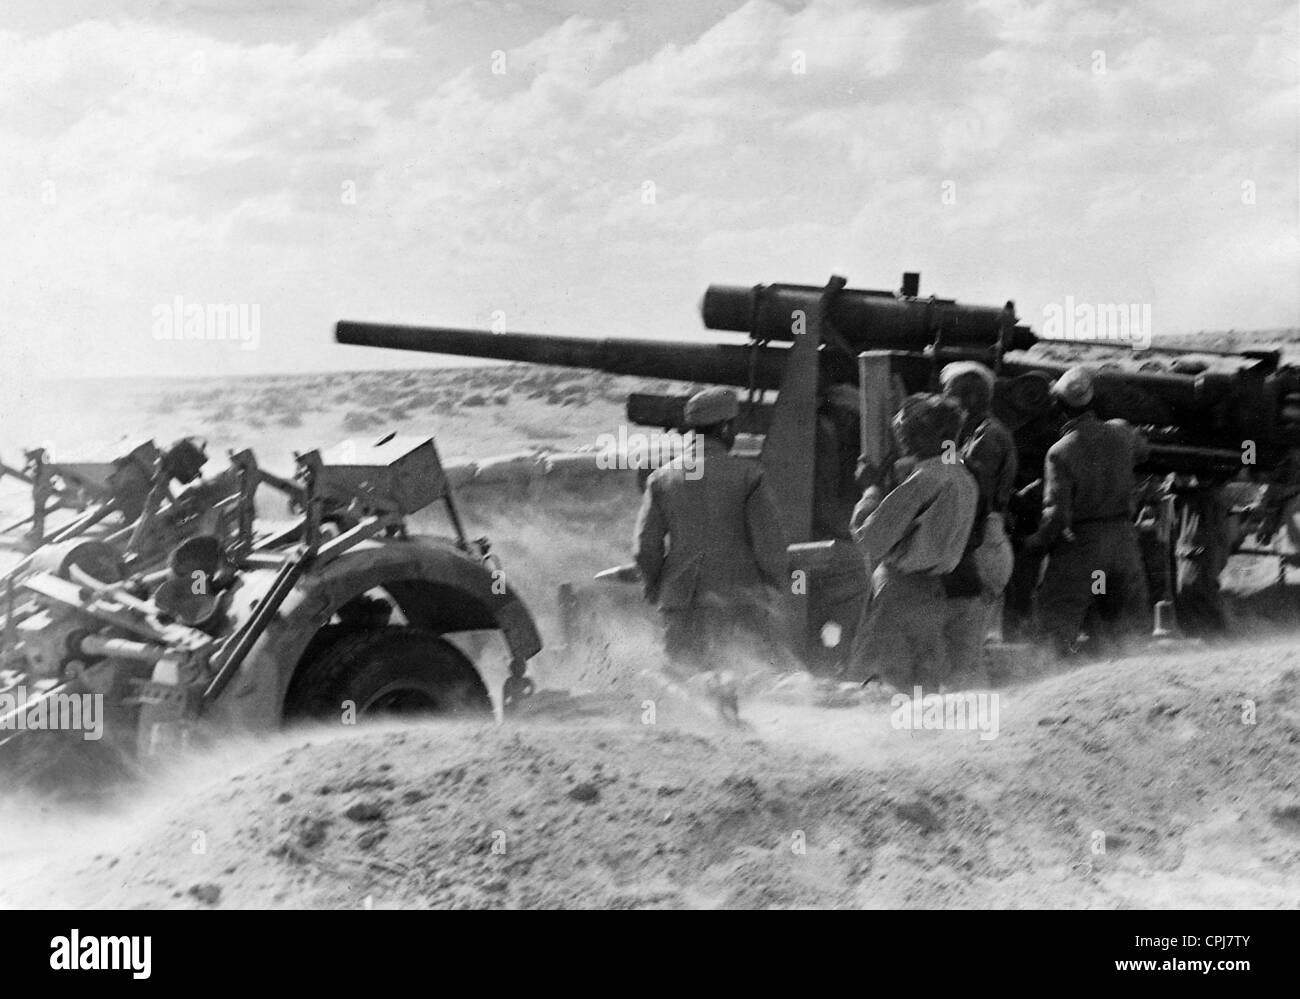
0, 364, 682, 475
1, 360, 1299, 909
1, 639, 1296, 909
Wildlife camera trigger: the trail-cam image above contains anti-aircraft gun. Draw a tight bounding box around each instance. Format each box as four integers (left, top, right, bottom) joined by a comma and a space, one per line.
337, 274, 1033, 543
337, 273, 1300, 664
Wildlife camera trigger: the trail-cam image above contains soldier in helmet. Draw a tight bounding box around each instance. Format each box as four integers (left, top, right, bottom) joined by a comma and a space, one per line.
633, 387, 788, 713
1024, 366, 1151, 656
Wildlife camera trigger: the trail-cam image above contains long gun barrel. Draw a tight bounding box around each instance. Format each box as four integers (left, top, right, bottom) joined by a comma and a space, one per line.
336, 321, 792, 389
337, 273, 1033, 387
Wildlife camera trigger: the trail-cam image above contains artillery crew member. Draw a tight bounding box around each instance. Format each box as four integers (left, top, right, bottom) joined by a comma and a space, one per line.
850, 393, 979, 692
633, 387, 788, 690
1024, 366, 1150, 656
939, 361, 1018, 682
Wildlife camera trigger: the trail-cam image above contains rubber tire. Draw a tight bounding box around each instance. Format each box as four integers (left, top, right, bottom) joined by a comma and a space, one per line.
285, 626, 492, 721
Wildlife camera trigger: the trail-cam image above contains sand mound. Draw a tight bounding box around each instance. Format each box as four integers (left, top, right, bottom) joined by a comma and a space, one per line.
4, 635, 1296, 910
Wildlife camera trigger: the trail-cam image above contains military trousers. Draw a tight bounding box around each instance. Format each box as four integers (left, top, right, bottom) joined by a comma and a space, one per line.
943, 512, 1016, 684
943, 596, 988, 688
851, 565, 951, 693
1037, 519, 1149, 656
660, 596, 775, 674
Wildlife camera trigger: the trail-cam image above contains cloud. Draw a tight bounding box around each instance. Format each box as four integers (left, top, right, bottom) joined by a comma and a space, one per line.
0, 0, 1294, 384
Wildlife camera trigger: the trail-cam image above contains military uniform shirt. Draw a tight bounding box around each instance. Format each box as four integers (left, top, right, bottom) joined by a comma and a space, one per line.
633, 437, 787, 610
963, 414, 1018, 513
1038, 412, 1147, 545
852, 456, 979, 575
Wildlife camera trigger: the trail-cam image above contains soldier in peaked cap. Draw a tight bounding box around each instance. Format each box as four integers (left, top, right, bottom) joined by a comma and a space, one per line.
633, 387, 788, 717
1024, 366, 1151, 656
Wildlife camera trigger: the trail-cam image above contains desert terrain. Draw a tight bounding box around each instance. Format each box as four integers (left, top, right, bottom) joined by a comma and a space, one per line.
1, 344, 1299, 909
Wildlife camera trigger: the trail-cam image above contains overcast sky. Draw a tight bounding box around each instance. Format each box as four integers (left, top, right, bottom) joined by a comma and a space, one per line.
0, 0, 1296, 383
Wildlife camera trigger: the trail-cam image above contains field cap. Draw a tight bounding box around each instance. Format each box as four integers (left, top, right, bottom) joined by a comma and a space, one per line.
684, 386, 739, 428
939, 360, 995, 393
1052, 366, 1095, 407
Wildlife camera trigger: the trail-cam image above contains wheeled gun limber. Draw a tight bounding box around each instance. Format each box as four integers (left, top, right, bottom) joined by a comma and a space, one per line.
0, 434, 542, 775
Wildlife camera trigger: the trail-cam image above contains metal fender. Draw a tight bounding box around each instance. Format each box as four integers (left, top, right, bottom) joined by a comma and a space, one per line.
204, 537, 541, 729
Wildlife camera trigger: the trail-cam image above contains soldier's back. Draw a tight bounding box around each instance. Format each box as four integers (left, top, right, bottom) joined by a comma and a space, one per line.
648, 439, 768, 602
1050, 414, 1139, 521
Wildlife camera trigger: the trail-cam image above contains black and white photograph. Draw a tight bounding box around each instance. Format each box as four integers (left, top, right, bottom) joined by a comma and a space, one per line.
0, 0, 1296, 945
